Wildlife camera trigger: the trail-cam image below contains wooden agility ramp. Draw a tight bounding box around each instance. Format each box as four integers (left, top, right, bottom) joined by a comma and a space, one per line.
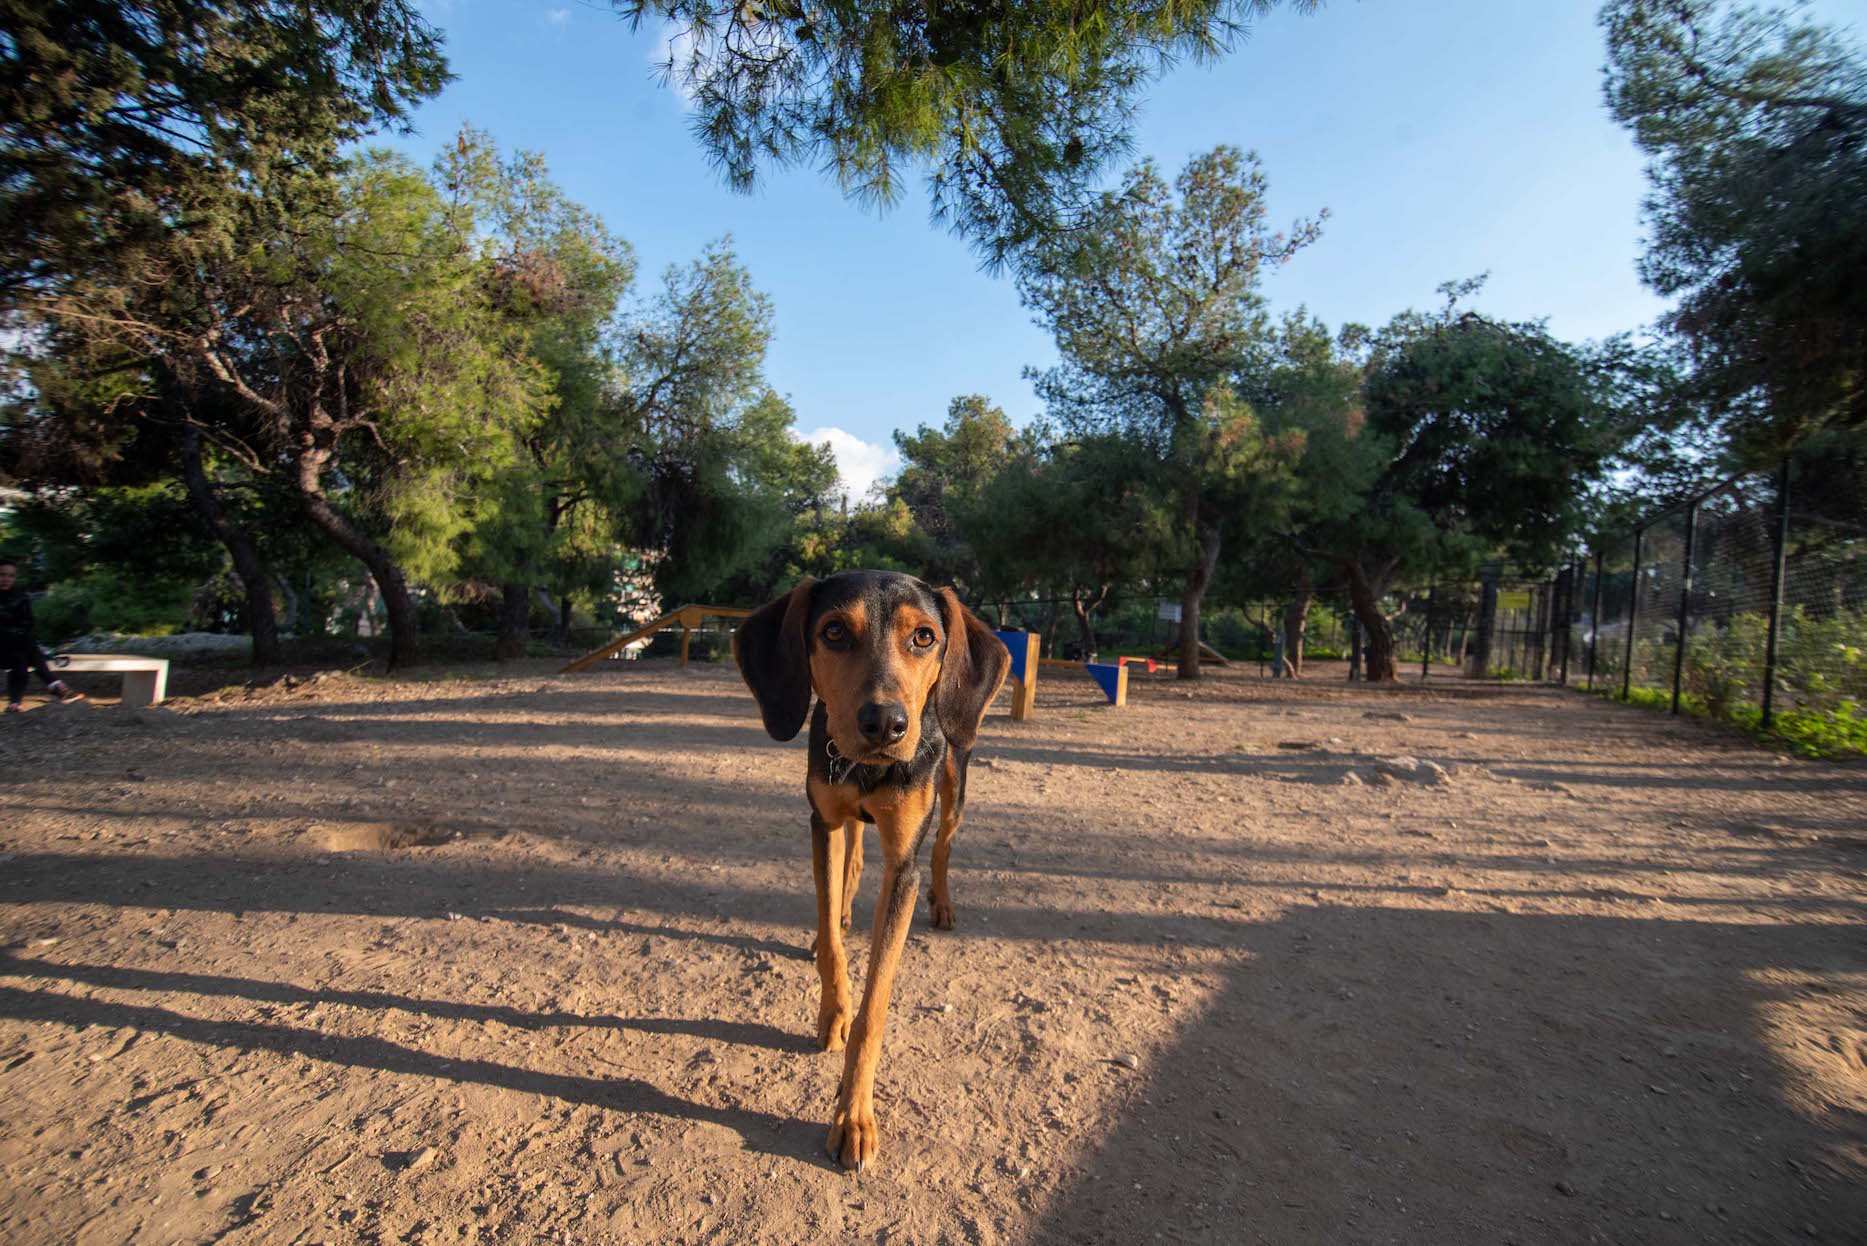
1152, 638, 1231, 667
560, 604, 754, 673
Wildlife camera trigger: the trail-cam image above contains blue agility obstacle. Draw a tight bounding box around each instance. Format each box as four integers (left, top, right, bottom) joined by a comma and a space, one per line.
1032, 653, 1131, 707
1084, 662, 1126, 705
992, 629, 1040, 720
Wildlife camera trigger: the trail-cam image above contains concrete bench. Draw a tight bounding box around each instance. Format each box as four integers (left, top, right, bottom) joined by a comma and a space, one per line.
49, 653, 169, 708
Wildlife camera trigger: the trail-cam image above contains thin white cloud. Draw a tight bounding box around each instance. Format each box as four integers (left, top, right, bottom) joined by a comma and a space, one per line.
651, 20, 701, 109
649, 15, 789, 111
795, 427, 900, 507
545, 7, 570, 24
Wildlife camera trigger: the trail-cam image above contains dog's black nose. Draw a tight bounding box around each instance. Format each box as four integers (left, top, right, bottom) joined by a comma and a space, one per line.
856, 701, 909, 745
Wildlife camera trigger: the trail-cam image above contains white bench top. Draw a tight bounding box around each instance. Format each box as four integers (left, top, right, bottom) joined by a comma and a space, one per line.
51, 654, 170, 673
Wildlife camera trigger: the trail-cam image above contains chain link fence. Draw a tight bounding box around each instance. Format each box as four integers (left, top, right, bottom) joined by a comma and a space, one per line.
1533, 451, 1864, 753
1123, 447, 1860, 756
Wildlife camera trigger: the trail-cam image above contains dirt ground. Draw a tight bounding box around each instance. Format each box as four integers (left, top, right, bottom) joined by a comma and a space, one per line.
1, 655, 1864, 1245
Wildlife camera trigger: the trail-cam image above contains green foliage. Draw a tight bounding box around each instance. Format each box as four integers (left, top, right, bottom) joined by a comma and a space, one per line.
1602, 0, 1867, 462
1681, 613, 1768, 715
1601, 605, 1867, 758
615, 246, 837, 602
964, 427, 1175, 650
614, 1, 1316, 267
890, 394, 1024, 588
1737, 701, 1867, 759
36, 567, 194, 639
0, 0, 449, 307
1603, 682, 1867, 761
1677, 607, 1867, 717
1253, 293, 1619, 679
1359, 305, 1619, 572
1774, 608, 1867, 709
32, 582, 90, 642
302, 150, 554, 583
1, 481, 221, 638
1203, 608, 1264, 659
437, 129, 639, 617
843, 497, 938, 572
1021, 146, 1317, 672
1023, 147, 1324, 417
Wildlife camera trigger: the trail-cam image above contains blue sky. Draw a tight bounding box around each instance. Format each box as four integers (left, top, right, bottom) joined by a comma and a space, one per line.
394, 0, 1857, 501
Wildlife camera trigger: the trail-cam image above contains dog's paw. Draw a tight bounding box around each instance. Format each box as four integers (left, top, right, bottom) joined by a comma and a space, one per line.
816, 999, 852, 1051
827, 1103, 879, 1172
928, 887, 956, 930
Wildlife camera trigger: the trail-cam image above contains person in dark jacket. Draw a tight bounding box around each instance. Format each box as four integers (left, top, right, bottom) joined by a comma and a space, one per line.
0, 557, 82, 712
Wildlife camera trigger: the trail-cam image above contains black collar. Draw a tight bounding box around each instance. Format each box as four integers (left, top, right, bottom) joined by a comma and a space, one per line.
809, 700, 945, 794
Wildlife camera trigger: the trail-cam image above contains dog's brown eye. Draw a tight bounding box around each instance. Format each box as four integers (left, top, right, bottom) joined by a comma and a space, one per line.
912, 627, 937, 650
822, 622, 847, 643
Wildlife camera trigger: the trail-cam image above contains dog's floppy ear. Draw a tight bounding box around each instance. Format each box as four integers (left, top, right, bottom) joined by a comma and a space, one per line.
733, 578, 816, 741
934, 587, 1010, 751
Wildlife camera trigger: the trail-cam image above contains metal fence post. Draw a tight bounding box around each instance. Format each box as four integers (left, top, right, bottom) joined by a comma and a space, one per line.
1670, 503, 1698, 714
1622, 527, 1643, 701
1257, 601, 1267, 679
1761, 458, 1791, 728
1347, 606, 1362, 682
1587, 549, 1604, 690
1534, 580, 1551, 681
1421, 580, 1435, 681
1558, 556, 1577, 685
1549, 568, 1563, 685
1526, 584, 1540, 681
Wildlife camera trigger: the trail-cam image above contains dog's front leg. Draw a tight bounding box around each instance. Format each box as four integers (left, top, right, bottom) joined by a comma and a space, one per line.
826, 788, 932, 1171
928, 749, 964, 929
840, 819, 863, 931
811, 810, 853, 1051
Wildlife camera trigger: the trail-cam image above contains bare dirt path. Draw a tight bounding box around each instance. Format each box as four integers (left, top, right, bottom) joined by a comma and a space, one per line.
1, 659, 1863, 1245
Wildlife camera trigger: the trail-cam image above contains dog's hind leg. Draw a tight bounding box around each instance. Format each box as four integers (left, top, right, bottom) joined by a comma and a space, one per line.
827, 786, 933, 1171
839, 819, 863, 931
928, 748, 967, 930
811, 810, 853, 1052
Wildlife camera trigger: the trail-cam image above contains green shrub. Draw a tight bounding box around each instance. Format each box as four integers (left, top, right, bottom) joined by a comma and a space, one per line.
1728, 700, 1867, 759
1777, 608, 1867, 711
1204, 608, 1260, 658
33, 583, 91, 643
1682, 614, 1767, 717
31, 569, 193, 642
1771, 701, 1867, 758
1598, 675, 1867, 760
1661, 607, 1867, 718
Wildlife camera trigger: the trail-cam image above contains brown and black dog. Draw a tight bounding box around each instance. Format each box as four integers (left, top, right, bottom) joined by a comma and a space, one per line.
734, 571, 1009, 1171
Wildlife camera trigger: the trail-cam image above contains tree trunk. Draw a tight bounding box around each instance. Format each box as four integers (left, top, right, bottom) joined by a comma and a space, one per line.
298, 490, 420, 669
1071, 589, 1100, 661
1175, 509, 1222, 681
274, 576, 297, 639
558, 594, 573, 642
1282, 579, 1313, 679
494, 583, 531, 660
1343, 557, 1398, 682
1467, 575, 1499, 679
178, 428, 280, 667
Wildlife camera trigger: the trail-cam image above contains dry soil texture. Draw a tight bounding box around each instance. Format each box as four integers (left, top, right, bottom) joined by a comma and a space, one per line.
2, 659, 1864, 1245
